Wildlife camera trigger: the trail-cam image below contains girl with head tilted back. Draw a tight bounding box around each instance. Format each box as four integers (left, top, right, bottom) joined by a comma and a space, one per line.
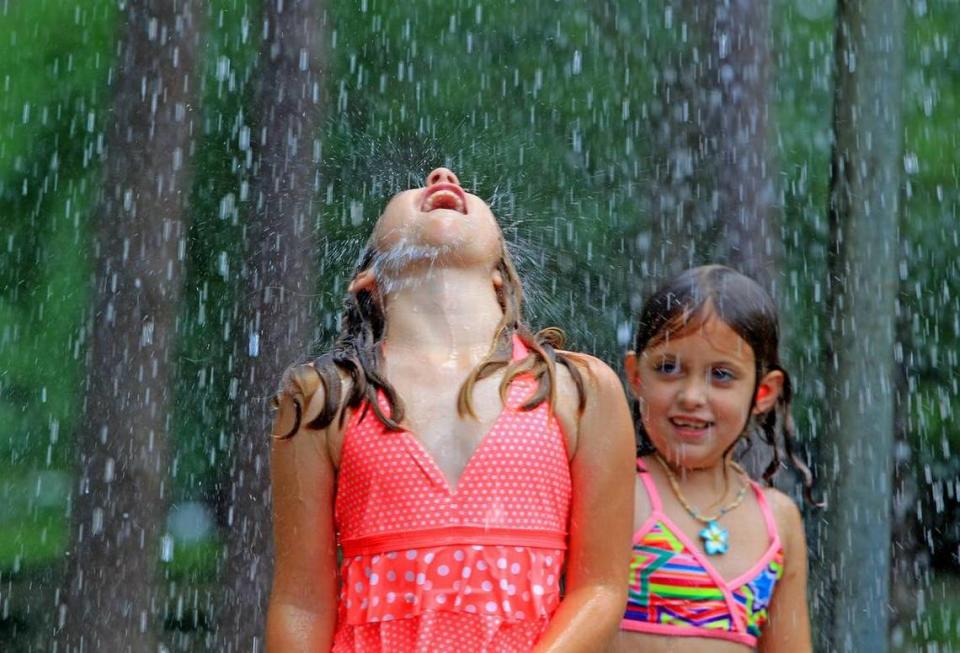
266, 168, 635, 652
613, 265, 815, 653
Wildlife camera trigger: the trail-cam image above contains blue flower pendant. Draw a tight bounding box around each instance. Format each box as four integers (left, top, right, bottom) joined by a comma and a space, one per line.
699, 521, 729, 555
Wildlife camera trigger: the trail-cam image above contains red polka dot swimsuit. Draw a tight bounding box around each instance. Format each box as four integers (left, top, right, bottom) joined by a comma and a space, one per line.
332, 337, 572, 652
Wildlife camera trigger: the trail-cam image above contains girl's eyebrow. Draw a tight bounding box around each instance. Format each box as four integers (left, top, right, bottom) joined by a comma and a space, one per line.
648, 351, 678, 361
710, 359, 748, 371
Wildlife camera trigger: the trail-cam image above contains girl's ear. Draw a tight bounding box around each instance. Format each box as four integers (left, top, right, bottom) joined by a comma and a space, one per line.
624, 352, 642, 398
753, 369, 785, 414
348, 269, 377, 294
492, 268, 504, 289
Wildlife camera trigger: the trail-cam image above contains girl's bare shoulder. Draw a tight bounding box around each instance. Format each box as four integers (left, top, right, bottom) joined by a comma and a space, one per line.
273, 359, 355, 463
553, 350, 631, 458
555, 350, 625, 396
761, 486, 807, 556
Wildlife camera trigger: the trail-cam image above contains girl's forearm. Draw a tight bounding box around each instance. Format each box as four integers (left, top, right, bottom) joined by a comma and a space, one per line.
532, 585, 626, 653
266, 600, 336, 652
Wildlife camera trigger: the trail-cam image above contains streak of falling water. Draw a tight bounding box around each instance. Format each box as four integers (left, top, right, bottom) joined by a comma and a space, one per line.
0, 0, 957, 651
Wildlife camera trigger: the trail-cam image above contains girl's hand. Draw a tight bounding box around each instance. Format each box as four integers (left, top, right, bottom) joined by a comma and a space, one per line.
758, 490, 813, 653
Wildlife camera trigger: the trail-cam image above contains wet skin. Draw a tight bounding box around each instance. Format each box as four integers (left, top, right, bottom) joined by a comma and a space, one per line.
630, 317, 771, 471
267, 168, 636, 652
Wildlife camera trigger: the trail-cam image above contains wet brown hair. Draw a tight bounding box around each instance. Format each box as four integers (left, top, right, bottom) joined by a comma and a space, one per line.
274, 235, 586, 436
632, 265, 817, 505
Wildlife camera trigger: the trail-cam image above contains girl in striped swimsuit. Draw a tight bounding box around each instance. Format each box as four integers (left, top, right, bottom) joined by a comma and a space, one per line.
266, 168, 635, 652
614, 266, 817, 653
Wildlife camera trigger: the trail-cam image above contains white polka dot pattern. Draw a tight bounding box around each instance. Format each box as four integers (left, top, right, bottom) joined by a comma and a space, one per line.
335, 376, 571, 542
332, 609, 550, 653
331, 337, 573, 651
338, 545, 563, 625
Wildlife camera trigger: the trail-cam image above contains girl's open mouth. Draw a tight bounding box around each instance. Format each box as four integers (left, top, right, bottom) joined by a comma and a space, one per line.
670, 416, 712, 429
669, 417, 714, 438
420, 183, 467, 214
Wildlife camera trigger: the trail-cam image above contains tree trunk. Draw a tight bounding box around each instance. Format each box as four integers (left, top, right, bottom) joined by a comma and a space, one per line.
819, 1, 904, 651
645, 0, 780, 285
889, 235, 924, 649
644, 0, 710, 286
711, 0, 780, 284
60, 1, 200, 650
889, 318, 921, 649
217, 1, 325, 650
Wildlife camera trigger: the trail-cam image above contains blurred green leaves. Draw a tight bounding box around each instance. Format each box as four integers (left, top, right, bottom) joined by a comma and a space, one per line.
0, 0, 959, 648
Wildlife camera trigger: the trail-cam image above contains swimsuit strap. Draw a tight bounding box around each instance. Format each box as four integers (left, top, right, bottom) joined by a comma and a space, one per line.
749, 479, 780, 543
635, 457, 663, 513
509, 333, 529, 361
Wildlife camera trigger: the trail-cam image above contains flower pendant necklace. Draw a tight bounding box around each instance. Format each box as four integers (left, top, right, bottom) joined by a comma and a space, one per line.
654, 453, 748, 556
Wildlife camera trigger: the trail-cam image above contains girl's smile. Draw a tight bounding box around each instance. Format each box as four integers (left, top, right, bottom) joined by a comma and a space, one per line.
668, 415, 715, 442
626, 314, 776, 469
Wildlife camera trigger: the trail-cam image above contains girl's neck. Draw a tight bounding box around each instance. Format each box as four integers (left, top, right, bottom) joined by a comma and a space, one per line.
655, 451, 739, 502
381, 268, 504, 368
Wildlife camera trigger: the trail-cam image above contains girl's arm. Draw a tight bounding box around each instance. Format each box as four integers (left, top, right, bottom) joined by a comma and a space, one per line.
533, 358, 635, 653
758, 491, 813, 653
266, 368, 339, 651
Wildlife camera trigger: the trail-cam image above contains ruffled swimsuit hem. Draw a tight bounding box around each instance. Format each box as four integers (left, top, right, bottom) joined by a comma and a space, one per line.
339, 543, 564, 625
332, 610, 551, 653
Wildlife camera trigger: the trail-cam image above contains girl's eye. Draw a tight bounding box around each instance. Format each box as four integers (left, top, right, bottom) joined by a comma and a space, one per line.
655, 359, 681, 376
712, 368, 735, 382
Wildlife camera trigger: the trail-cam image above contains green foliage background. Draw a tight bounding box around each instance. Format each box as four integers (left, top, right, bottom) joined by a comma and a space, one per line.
0, 0, 958, 648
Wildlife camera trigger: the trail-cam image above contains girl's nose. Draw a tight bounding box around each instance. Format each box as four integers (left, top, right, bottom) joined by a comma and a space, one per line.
425, 167, 460, 187
677, 378, 708, 408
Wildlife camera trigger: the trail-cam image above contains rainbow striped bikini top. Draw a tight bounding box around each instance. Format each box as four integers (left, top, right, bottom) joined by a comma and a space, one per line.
620, 458, 784, 648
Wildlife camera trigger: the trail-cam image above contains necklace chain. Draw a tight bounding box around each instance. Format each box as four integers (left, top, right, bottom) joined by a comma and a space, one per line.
653, 453, 748, 524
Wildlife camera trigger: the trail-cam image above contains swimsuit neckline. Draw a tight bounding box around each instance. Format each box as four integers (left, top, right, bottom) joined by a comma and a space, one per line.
361, 334, 533, 496
634, 457, 782, 590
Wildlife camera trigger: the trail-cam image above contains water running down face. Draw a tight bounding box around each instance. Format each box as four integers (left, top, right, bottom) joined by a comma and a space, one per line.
362, 167, 505, 291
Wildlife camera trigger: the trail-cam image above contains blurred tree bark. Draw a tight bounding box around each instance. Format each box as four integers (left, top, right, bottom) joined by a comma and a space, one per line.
217, 1, 326, 649
643, 0, 709, 286
890, 302, 923, 646
711, 0, 780, 284
644, 0, 780, 287
818, 0, 904, 651
60, 1, 201, 650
